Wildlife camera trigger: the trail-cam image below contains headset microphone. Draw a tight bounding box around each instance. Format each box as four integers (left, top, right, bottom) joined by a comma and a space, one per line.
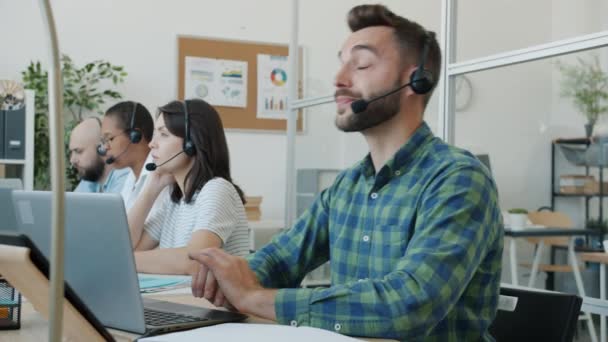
145, 151, 184, 171
146, 100, 196, 171
350, 82, 412, 114
105, 143, 130, 165
350, 32, 435, 114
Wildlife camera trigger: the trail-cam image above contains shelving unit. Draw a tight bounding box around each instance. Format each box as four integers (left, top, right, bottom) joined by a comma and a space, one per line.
0, 89, 35, 190
0, 159, 26, 165
551, 137, 606, 242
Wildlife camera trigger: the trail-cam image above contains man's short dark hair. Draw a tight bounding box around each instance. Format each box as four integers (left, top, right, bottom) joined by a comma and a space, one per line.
104, 101, 154, 142
347, 4, 441, 106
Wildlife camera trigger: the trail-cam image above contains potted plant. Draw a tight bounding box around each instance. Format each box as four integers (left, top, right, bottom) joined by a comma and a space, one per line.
556, 54, 608, 137
508, 208, 528, 230
21, 55, 127, 190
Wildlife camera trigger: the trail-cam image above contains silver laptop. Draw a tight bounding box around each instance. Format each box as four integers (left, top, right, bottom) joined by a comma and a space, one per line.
0, 188, 18, 232
11, 191, 246, 336
0, 178, 22, 232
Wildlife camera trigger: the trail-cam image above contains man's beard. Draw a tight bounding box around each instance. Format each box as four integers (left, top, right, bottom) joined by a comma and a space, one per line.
79, 158, 105, 182
335, 80, 401, 133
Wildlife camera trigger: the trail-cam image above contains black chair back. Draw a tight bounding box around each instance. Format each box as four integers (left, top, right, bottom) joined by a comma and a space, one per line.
490, 287, 582, 342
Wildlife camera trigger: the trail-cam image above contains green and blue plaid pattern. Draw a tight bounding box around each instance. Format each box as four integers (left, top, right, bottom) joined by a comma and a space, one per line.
248, 122, 503, 341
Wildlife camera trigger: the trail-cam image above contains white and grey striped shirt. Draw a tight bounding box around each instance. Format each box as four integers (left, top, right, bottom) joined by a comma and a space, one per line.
144, 178, 250, 256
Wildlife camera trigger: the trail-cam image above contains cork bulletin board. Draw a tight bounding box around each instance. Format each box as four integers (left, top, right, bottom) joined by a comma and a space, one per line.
177, 36, 303, 132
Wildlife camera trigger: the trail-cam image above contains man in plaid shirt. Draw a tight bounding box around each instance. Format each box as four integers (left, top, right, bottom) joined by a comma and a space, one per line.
190, 4, 503, 341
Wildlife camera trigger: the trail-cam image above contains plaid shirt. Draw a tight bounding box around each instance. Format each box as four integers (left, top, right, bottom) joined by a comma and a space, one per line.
248, 122, 503, 341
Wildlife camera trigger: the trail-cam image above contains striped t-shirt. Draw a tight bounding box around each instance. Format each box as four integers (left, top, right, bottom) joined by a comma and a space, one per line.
144, 177, 250, 256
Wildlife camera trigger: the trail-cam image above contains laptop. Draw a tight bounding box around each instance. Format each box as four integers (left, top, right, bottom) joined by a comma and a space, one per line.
0, 188, 18, 232
11, 191, 246, 336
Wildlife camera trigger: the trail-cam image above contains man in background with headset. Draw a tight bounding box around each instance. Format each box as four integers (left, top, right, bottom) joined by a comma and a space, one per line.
69, 117, 129, 193
99, 101, 157, 210
190, 4, 503, 341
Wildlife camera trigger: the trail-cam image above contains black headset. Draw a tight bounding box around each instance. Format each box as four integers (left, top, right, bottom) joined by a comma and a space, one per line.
408, 32, 435, 95
182, 100, 196, 157
96, 101, 143, 156
128, 101, 143, 143
95, 117, 107, 156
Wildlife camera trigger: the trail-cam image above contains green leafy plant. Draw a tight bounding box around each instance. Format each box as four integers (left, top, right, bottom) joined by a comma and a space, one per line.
556, 54, 608, 126
508, 208, 528, 214
21, 55, 127, 190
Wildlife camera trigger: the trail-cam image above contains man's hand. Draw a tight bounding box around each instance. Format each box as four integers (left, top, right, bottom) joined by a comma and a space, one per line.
189, 248, 277, 320
191, 260, 232, 308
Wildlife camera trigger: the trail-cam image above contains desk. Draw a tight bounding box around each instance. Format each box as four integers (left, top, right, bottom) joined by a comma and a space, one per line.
1, 291, 396, 342
578, 252, 608, 342
505, 228, 600, 342
504, 228, 600, 287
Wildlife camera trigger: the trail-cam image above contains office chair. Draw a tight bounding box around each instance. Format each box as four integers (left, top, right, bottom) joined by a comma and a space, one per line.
519, 210, 597, 340
521, 211, 580, 284
490, 286, 582, 342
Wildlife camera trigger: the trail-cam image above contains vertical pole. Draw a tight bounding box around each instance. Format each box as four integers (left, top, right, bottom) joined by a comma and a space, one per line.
438, 0, 457, 143
285, 0, 299, 228
38, 0, 66, 341
509, 239, 518, 286
551, 142, 556, 210
601, 263, 606, 342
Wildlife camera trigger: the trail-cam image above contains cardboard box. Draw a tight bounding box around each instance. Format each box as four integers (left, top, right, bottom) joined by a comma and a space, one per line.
245, 196, 262, 221
584, 179, 608, 194
560, 175, 594, 194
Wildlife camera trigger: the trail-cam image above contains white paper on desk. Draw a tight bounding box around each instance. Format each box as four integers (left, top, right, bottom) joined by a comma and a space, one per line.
139, 323, 360, 342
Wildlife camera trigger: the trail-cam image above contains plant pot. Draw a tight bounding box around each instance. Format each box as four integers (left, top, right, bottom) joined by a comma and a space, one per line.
585, 122, 595, 138
509, 213, 528, 230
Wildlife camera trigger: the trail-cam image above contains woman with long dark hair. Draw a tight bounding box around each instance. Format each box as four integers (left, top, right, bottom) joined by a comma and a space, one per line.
128, 99, 249, 275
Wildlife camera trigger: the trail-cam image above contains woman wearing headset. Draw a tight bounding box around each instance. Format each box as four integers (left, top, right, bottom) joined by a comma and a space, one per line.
127, 99, 249, 275
100, 101, 156, 210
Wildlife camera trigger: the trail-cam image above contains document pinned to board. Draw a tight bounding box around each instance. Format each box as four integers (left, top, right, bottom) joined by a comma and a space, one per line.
139, 323, 360, 342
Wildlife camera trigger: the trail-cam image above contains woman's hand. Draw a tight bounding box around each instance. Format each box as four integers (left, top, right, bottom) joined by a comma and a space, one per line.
146, 171, 175, 195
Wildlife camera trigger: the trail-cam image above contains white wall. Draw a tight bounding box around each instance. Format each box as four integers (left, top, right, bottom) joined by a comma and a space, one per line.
3, 0, 302, 219
452, 1, 608, 285
453, 1, 608, 218
3, 1, 607, 224
0, 0, 445, 220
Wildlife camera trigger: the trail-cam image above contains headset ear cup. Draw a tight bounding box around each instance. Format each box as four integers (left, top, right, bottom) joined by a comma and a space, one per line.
410, 69, 434, 95
129, 129, 142, 144
96, 143, 107, 156
183, 141, 195, 156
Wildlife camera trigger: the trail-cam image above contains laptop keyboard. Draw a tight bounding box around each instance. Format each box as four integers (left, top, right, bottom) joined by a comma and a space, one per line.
144, 307, 208, 327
